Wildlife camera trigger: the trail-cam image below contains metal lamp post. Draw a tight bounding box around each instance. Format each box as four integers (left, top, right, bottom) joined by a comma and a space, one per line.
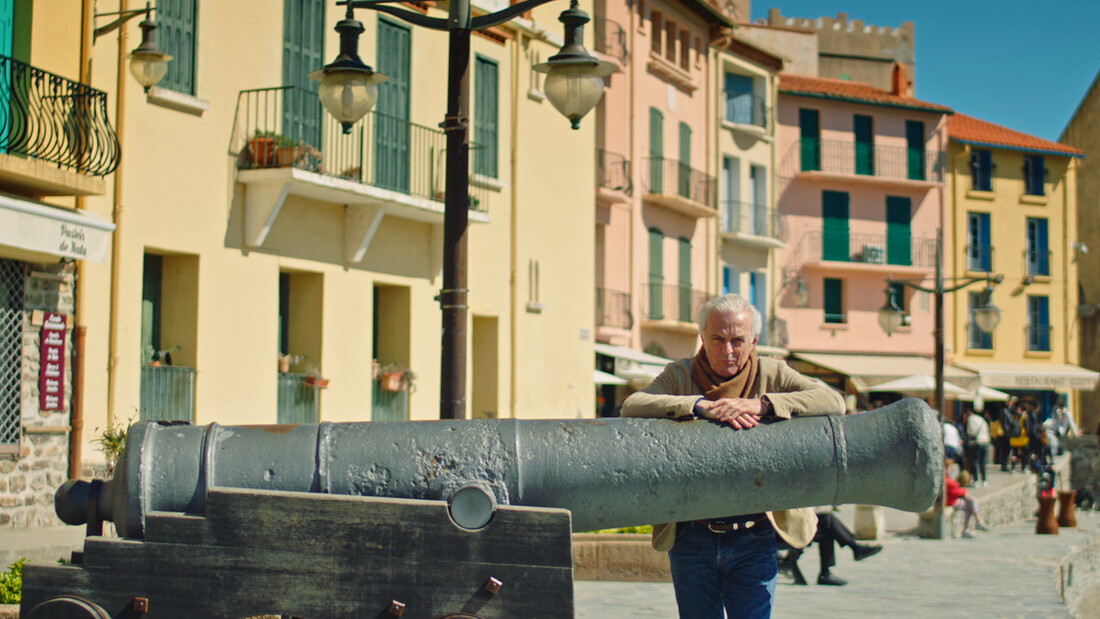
314, 0, 611, 419
94, 2, 173, 93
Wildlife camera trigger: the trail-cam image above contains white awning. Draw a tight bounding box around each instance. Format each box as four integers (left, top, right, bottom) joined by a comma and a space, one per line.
867, 374, 971, 396
0, 193, 114, 262
957, 385, 1012, 402
954, 362, 1099, 391
792, 352, 978, 393
594, 369, 628, 385
594, 343, 671, 382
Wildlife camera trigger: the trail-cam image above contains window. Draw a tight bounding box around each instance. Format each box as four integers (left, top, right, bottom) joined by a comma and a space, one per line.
474, 55, 499, 178
750, 165, 766, 236
799, 108, 820, 171
649, 107, 663, 193
721, 156, 740, 233
1027, 296, 1050, 352
1026, 218, 1050, 276
665, 20, 677, 62
970, 149, 993, 191
158, 0, 198, 94
375, 18, 412, 191
678, 122, 691, 198
677, 237, 691, 321
967, 291, 993, 350
647, 228, 664, 319
679, 29, 691, 69
1024, 155, 1046, 196
906, 120, 925, 181
650, 10, 663, 54
750, 271, 768, 345
141, 254, 164, 363
967, 212, 991, 271
823, 278, 845, 324
0, 259, 24, 454
854, 114, 874, 175
822, 191, 850, 261
724, 73, 756, 126
888, 282, 907, 315
722, 265, 740, 295
282, 0, 324, 146
885, 196, 911, 266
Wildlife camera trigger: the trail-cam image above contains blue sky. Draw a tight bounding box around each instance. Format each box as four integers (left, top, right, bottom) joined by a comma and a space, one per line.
750, 1, 1100, 142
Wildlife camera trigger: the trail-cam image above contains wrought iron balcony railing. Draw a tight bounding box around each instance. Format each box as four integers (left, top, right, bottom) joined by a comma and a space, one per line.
596, 287, 633, 329
1026, 248, 1051, 277
277, 372, 319, 424
234, 86, 487, 212
642, 157, 717, 209
966, 244, 994, 272
642, 282, 708, 324
0, 54, 119, 176
594, 15, 628, 62
597, 149, 632, 195
722, 90, 767, 128
1026, 325, 1051, 352
795, 230, 937, 268
786, 138, 945, 183
372, 376, 409, 421
140, 365, 195, 423
721, 200, 784, 240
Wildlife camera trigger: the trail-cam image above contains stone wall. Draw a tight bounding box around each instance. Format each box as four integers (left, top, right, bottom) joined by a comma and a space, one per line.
1067, 436, 1100, 500
0, 261, 75, 528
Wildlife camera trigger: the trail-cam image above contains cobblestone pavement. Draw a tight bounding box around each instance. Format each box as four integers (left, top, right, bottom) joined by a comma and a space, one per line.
576, 509, 1099, 618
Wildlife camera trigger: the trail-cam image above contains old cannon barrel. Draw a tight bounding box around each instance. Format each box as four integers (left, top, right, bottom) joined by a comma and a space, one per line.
57, 399, 942, 538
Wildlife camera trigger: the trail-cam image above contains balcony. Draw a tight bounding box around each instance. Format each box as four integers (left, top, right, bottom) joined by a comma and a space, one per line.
791, 230, 937, 275
233, 86, 490, 262
720, 201, 785, 249
277, 372, 319, 424
139, 365, 195, 423
594, 16, 628, 63
596, 287, 633, 330
641, 282, 708, 330
780, 139, 945, 186
372, 376, 409, 421
0, 55, 119, 196
597, 149, 632, 203
642, 157, 717, 218
722, 90, 768, 132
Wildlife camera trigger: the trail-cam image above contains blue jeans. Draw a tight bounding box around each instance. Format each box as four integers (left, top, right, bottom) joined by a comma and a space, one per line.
667, 521, 778, 619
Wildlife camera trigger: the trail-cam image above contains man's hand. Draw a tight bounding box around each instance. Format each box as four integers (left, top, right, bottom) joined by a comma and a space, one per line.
695, 398, 765, 429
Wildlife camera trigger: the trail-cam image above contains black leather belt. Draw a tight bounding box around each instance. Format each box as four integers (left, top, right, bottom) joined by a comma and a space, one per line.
693, 515, 768, 533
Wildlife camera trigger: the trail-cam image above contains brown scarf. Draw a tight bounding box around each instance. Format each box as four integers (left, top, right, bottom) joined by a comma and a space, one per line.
691, 347, 759, 401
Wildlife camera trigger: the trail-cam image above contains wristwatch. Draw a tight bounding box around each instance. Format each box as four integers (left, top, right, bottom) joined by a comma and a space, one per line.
760, 395, 774, 418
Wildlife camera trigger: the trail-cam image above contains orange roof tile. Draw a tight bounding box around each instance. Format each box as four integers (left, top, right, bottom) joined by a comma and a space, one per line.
948, 113, 1084, 158
778, 74, 953, 114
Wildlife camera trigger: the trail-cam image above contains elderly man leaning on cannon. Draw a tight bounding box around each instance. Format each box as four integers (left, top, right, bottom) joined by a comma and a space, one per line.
622, 293, 846, 619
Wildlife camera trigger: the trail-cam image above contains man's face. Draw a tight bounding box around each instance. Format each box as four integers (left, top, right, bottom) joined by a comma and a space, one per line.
701, 309, 758, 378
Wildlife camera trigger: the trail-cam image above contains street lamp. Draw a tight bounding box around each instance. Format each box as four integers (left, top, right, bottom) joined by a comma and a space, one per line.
315, 0, 610, 419
95, 3, 173, 93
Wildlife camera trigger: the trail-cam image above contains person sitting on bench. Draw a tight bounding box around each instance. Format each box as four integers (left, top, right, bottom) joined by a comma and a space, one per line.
777, 511, 883, 586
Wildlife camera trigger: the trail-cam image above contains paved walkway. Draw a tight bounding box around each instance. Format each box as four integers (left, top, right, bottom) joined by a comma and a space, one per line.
576, 468, 1096, 618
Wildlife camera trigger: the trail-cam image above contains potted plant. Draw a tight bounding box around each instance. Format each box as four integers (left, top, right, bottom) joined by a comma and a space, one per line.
248, 130, 278, 167
379, 363, 416, 392
249, 130, 305, 168
278, 353, 305, 373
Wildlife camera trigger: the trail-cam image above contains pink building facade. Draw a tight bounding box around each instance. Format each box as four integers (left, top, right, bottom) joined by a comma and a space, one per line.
773, 75, 954, 398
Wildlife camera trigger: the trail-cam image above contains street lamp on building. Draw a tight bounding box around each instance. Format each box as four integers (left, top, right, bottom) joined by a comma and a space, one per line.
94, 3, 173, 93
314, 0, 611, 419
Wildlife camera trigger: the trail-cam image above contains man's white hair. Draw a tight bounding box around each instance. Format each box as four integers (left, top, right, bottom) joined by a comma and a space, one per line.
695, 294, 763, 338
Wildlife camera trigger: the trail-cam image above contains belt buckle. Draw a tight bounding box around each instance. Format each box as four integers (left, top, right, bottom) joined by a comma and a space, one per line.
707, 522, 726, 533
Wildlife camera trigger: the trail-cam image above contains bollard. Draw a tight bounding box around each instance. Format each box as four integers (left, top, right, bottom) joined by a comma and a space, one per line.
56, 399, 943, 539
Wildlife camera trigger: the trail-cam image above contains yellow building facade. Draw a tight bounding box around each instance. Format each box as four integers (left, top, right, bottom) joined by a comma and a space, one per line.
946, 113, 1095, 416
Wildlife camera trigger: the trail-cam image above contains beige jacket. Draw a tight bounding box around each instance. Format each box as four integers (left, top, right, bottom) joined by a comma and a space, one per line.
621, 356, 845, 551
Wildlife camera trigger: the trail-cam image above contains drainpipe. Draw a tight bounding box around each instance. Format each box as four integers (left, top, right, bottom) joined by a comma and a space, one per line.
509, 29, 521, 419
949, 142, 970, 364
1063, 158, 1075, 415
106, 0, 131, 430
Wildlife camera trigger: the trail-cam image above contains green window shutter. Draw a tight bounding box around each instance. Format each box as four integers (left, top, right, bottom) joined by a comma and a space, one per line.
278, 273, 290, 356
906, 120, 925, 181
648, 228, 664, 319
678, 122, 691, 198
282, 0, 323, 146
886, 196, 911, 266
799, 108, 820, 171
823, 278, 843, 324
474, 55, 499, 178
375, 18, 412, 191
854, 114, 874, 175
141, 255, 164, 362
678, 237, 691, 321
649, 107, 663, 193
157, 0, 198, 95
822, 191, 849, 261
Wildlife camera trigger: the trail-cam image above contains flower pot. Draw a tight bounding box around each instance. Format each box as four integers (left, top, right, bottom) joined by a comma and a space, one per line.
249, 137, 276, 167
278, 357, 291, 373
305, 375, 329, 389
380, 371, 405, 392
276, 145, 300, 167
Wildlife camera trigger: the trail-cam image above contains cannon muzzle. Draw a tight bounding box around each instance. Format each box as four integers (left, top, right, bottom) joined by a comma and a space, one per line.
58, 398, 942, 537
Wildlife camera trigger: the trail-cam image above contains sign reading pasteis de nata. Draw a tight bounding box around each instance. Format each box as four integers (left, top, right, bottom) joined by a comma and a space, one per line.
0, 195, 114, 263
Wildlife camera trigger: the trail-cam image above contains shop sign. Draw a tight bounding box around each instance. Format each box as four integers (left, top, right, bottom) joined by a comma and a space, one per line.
39, 312, 66, 411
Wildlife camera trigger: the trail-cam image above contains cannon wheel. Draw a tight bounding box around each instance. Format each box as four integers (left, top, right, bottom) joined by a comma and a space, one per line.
25, 595, 112, 619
